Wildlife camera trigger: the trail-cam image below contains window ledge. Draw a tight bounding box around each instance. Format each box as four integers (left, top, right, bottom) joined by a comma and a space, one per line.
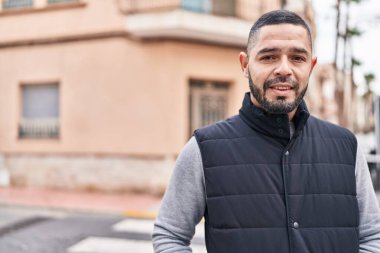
125, 9, 251, 47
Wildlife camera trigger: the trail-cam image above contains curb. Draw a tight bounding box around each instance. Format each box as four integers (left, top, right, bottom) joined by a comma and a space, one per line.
122, 210, 157, 220
0, 202, 129, 217
0, 203, 159, 220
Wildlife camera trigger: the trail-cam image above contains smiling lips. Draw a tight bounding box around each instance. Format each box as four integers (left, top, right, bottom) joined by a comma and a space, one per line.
269, 83, 294, 91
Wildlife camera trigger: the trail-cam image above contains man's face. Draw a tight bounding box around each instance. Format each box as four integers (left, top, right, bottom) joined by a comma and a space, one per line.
240, 24, 317, 115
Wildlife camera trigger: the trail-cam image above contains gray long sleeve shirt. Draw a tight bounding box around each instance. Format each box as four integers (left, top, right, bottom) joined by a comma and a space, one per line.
153, 136, 380, 252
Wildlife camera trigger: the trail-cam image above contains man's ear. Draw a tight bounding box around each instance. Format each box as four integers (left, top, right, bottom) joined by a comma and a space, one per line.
309, 57, 317, 75
239, 52, 249, 78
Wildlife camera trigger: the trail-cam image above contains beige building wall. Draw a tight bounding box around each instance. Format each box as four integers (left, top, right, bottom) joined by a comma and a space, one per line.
0, 0, 316, 194
0, 38, 247, 155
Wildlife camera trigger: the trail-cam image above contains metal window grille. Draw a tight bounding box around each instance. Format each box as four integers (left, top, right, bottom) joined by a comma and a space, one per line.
19, 118, 60, 138
189, 80, 229, 135
19, 83, 60, 139
47, 0, 79, 4
2, 0, 33, 9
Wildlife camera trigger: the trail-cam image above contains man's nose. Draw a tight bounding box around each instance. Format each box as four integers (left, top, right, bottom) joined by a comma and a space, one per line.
274, 57, 292, 76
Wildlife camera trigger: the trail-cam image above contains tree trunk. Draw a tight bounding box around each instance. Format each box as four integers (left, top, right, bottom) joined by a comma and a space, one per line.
334, 0, 344, 126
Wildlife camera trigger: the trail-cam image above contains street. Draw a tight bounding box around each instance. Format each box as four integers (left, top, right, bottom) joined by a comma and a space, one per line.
0, 206, 206, 253
2, 192, 380, 253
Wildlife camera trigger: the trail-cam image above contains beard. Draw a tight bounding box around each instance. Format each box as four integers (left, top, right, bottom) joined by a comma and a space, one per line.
248, 72, 307, 114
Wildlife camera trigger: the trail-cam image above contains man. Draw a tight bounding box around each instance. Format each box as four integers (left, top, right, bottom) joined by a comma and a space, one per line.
153, 10, 380, 253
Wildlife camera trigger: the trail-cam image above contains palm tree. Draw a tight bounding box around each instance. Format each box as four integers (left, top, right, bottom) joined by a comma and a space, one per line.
364, 73, 375, 97
363, 73, 375, 132
334, 0, 363, 128
334, 0, 341, 70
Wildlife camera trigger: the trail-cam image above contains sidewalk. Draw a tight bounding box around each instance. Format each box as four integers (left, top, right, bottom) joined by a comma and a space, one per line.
0, 187, 162, 219
3, 187, 377, 219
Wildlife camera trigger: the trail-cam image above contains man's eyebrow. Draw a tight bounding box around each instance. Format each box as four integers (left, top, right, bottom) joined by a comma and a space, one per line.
289, 47, 309, 55
256, 47, 310, 56
256, 47, 281, 54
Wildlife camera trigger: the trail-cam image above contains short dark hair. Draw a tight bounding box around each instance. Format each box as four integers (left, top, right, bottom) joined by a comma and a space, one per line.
247, 10, 312, 53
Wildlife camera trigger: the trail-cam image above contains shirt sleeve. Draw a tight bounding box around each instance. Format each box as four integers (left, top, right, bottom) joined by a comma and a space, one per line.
356, 145, 380, 252
152, 136, 206, 253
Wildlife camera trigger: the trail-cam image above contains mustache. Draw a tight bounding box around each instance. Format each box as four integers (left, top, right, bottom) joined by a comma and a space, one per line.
263, 76, 299, 90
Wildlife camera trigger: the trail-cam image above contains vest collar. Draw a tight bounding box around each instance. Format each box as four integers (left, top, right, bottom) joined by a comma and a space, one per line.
239, 92, 310, 141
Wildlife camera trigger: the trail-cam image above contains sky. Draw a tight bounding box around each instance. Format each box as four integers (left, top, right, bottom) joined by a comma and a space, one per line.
312, 0, 380, 95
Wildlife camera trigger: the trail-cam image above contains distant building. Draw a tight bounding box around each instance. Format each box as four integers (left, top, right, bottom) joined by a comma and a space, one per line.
0, 0, 315, 194
307, 63, 375, 134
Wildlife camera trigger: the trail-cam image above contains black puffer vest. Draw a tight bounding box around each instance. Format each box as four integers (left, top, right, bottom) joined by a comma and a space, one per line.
194, 93, 359, 253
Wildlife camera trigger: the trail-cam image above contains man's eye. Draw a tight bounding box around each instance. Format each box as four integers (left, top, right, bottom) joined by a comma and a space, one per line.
260, 55, 277, 61
291, 56, 306, 62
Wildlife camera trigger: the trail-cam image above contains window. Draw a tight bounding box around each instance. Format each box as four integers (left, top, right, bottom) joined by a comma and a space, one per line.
181, 0, 235, 16
47, 0, 79, 4
2, 0, 33, 10
189, 79, 229, 135
19, 83, 60, 139
181, 0, 211, 13
212, 0, 235, 16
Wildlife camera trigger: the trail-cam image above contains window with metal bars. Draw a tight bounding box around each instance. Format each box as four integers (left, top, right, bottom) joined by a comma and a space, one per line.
19, 83, 60, 139
189, 79, 229, 136
2, 0, 33, 10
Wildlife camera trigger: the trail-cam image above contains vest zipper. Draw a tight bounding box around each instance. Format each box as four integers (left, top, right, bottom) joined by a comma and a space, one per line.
282, 136, 298, 253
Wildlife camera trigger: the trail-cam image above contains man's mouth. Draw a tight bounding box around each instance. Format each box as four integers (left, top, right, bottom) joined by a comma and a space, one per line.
269, 84, 294, 91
